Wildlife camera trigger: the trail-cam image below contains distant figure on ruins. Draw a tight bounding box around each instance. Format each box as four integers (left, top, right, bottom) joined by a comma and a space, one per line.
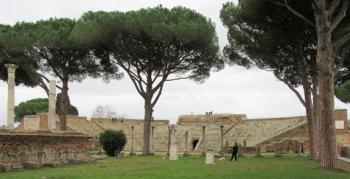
231, 143, 239, 161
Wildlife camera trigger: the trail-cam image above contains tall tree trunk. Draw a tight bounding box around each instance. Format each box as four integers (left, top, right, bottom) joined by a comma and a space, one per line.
312, 75, 320, 160
143, 94, 152, 155
301, 70, 316, 160
59, 80, 69, 131
315, 14, 338, 169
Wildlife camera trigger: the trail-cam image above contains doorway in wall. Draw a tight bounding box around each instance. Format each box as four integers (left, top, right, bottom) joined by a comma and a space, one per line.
192, 139, 199, 150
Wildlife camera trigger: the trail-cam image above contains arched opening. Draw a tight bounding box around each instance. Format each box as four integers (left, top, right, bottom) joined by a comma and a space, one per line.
192, 139, 199, 150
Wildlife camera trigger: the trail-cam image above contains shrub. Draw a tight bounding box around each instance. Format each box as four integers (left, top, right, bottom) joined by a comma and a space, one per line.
99, 130, 127, 156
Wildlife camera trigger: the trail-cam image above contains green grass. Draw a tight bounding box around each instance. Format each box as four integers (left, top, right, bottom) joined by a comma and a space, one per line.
0, 155, 349, 179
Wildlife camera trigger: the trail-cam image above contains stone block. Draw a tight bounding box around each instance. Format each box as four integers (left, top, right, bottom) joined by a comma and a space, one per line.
169, 144, 178, 160
43, 162, 62, 168
205, 149, 214, 165
22, 162, 40, 169
115, 151, 125, 159
0, 163, 12, 172
11, 163, 23, 170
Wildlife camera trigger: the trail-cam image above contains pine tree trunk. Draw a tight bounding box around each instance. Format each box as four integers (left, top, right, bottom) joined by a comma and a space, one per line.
143, 95, 152, 155
315, 14, 338, 169
59, 80, 69, 131
301, 72, 316, 159
312, 76, 320, 160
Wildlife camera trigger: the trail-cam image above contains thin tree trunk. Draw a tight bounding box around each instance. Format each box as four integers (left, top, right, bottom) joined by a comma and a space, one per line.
143, 95, 152, 155
301, 70, 316, 160
59, 80, 69, 131
315, 14, 338, 169
312, 75, 320, 160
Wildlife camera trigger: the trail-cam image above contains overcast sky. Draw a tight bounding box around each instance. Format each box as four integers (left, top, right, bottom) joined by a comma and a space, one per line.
0, 0, 349, 125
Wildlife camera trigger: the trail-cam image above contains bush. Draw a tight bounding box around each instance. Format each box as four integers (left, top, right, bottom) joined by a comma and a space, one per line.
99, 130, 127, 156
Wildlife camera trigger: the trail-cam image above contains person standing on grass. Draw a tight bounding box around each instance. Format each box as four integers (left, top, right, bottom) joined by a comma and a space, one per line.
231, 142, 239, 161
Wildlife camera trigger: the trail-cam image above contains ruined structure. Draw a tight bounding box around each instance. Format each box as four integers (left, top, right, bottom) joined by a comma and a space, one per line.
0, 65, 91, 172
18, 109, 350, 156
0, 129, 91, 172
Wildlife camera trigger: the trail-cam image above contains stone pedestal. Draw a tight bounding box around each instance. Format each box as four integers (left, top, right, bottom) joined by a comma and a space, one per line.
169, 144, 178, 160
167, 126, 171, 155
256, 147, 261, 157
171, 127, 176, 144
23, 116, 40, 130
220, 126, 224, 154
202, 126, 206, 155
48, 80, 56, 130
150, 126, 155, 154
6, 64, 17, 129
205, 149, 214, 165
130, 126, 136, 155
298, 142, 303, 155
184, 131, 189, 155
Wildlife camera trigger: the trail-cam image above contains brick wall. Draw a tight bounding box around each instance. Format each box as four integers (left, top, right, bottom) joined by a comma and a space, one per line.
0, 129, 91, 171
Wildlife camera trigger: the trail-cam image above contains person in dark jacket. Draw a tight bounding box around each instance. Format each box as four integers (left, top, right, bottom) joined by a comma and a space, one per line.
231, 142, 239, 161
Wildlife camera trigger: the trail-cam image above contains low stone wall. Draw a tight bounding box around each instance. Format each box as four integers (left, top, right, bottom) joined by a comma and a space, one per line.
0, 129, 91, 172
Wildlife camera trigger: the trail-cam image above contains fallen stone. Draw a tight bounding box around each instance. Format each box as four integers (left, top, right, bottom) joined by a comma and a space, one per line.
0, 163, 12, 172
115, 151, 125, 159
11, 163, 23, 170
43, 162, 62, 168
22, 162, 41, 169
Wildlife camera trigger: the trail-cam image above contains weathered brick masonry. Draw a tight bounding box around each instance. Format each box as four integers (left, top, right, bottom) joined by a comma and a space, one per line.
0, 129, 91, 171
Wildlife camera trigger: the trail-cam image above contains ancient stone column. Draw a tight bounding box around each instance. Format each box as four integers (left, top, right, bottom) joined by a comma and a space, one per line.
172, 127, 177, 145
220, 126, 224, 154
167, 126, 171, 155
150, 126, 155, 154
48, 80, 56, 130
184, 131, 189, 155
298, 141, 303, 156
6, 64, 17, 129
256, 147, 261, 157
169, 125, 178, 160
202, 126, 206, 155
130, 126, 136, 155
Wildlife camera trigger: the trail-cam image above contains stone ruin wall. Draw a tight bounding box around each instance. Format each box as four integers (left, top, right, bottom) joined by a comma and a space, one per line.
91, 118, 170, 152
173, 123, 232, 153
0, 129, 91, 172
18, 109, 349, 155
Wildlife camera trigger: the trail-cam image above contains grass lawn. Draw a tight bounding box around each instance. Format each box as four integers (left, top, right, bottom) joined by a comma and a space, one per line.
0, 155, 349, 179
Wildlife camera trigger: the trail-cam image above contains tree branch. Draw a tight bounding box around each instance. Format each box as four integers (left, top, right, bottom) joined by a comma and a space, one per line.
330, 0, 348, 32
117, 62, 146, 97
166, 76, 194, 82
38, 51, 64, 80
274, 0, 315, 27
0, 48, 14, 61
151, 83, 164, 108
38, 78, 49, 97
334, 31, 350, 49
274, 72, 306, 108
38, 74, 62, 90
312, 0, 326, 12
328, 0, 342, 14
